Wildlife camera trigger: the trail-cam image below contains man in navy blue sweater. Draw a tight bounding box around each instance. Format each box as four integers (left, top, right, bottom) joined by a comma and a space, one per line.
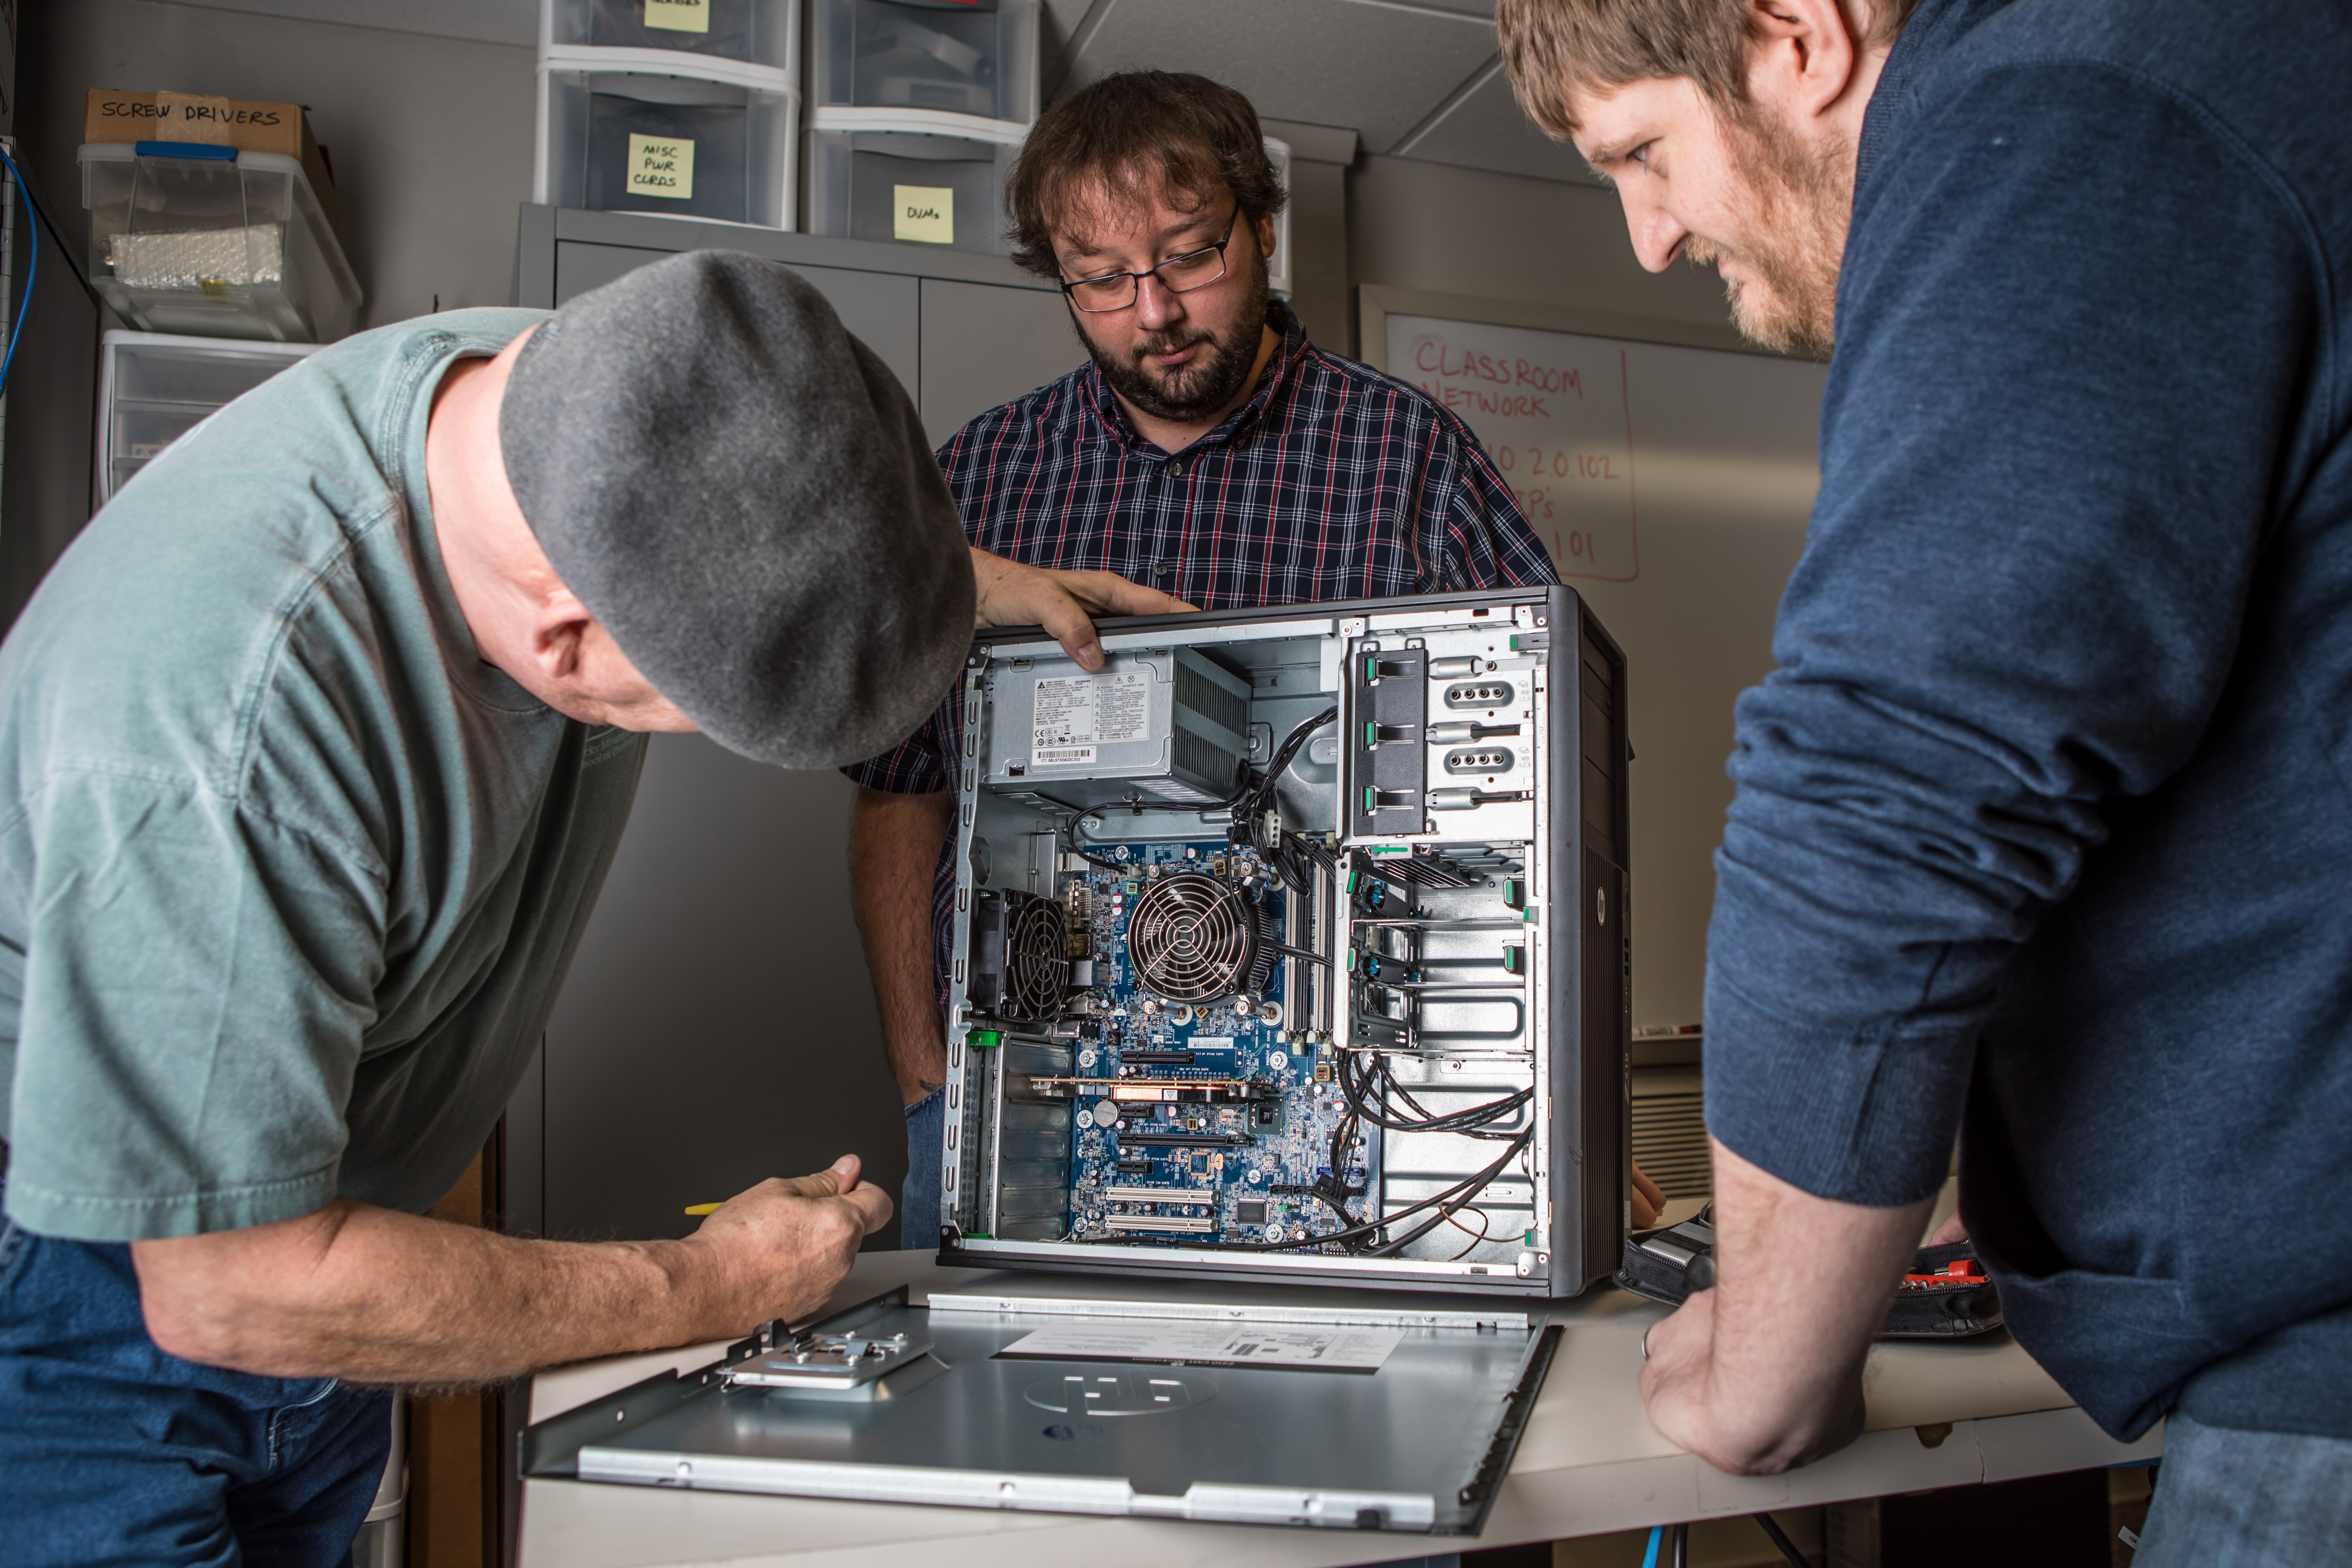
1500, 0, 2351, 1555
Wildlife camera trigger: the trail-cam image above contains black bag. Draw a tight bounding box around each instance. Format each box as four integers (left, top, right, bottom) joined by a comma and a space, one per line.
1617, 1205, 2004, 1339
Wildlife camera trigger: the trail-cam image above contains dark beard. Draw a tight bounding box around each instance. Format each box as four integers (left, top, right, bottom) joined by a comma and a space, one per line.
1080, 257, 1271, 424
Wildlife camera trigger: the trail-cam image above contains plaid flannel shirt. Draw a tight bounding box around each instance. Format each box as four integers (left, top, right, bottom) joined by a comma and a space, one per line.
845, 300, 1558, 1009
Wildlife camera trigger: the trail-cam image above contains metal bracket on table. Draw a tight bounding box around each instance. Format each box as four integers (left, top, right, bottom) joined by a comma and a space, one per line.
724, 1283, 937, 1395
518, 1286, 926, 1478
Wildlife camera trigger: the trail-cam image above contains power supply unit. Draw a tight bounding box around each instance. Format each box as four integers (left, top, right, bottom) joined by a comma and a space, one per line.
938, 586, 1631, 1298
981, 645, 1253, 808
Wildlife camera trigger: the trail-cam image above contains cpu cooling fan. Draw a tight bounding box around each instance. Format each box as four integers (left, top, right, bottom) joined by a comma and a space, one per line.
1125, 872, 1273, 1004
969, 888, 1069, 1023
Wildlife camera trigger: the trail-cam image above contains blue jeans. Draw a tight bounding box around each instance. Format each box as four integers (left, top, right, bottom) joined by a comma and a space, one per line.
0, 1204, 392, 1568
2136, 1412, 2352, 1565
902, 1086, 943, 1250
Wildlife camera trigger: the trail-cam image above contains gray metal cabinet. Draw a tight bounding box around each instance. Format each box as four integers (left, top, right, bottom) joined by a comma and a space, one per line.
552, 239, 925, 395
507, 209, 1083, 1247
916, 278, 1082, 447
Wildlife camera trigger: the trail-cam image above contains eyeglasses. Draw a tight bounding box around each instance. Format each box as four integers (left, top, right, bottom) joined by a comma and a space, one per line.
1058, 212, 1238, 313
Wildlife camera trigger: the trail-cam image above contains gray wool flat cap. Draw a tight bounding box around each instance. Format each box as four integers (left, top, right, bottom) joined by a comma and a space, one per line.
500, 250, 974, 768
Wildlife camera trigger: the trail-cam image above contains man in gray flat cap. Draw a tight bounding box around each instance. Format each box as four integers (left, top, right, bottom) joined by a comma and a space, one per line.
0, 252, 994, 1565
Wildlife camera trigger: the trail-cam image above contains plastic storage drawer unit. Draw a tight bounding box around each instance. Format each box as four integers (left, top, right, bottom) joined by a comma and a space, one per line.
96, 331, 322, 503
538, 67, 798, 227
803, 118, 1016, 253
542, 0, 799, 74
80, 142, 361, 343
809, 0, 1037, 127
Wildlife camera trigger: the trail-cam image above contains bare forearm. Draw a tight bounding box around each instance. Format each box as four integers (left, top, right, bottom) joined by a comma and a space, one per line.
1640, 1139, 1929, 1473
133, 1164, 886, 1384
135, 1202, 727, 1382
849, 785, 954, 1102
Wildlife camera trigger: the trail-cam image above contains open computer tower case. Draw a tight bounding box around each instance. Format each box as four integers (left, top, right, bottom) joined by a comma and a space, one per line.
934, 587, 1629, 1298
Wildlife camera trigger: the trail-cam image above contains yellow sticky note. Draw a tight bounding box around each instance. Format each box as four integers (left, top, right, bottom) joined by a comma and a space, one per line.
627, 133, 694, 200
643, 0, 710, 33
894, 185, 955, 245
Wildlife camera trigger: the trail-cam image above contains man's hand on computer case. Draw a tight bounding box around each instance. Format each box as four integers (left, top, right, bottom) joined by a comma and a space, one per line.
1638, 1141, 1931, 1476
970, 547, 1195, 671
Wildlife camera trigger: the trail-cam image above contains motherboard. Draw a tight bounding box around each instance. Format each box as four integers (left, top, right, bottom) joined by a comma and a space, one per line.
1039, 839, 1367, 1250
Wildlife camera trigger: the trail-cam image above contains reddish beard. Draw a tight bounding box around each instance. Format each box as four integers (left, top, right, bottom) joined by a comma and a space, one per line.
1689, 113, 1851, 359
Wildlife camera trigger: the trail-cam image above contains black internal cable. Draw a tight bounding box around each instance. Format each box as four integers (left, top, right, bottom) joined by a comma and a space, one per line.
1365, 1055, 1535, 1140
1086, 703, 1331, 826
1218, 1129, 1531, 1253
1363, 1051, 1528, 1129
1362, 1134, 1533, 1259
1320, 1091, 1366, 1246
1228, 707, 1338, 893
1337, 1048, 1532, 1134
1377, 1058, 1531, 1132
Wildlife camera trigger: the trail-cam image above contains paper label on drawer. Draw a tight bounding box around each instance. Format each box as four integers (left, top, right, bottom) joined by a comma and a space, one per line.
642, 0, 711, 32
994, 1321, 1404, 1373
894, 185, 955, 245
626, 133, 694, 199
1032, 672, 1148, 766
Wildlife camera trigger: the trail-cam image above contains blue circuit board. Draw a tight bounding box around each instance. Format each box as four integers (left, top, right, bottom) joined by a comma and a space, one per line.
1061, 839, 1367, 1249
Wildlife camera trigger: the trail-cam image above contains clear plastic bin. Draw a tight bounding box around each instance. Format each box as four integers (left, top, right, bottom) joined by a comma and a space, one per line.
542, 0, 799, 73
802, 118, 1018, 254
80, 143, 362, 343
537, 67, 798, 227
809, 0, 1037, 127
96, 331, 323, 502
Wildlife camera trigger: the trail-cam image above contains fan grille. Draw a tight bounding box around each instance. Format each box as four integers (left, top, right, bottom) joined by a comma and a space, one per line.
1126, 873, 1263, 1004
1001, 892, 1069, 1022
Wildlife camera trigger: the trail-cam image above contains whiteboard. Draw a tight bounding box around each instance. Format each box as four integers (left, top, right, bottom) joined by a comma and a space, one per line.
1383, 311, 1828, 1029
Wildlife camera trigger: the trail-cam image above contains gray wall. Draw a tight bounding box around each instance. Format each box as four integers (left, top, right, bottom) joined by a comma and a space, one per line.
1349, 152, 1738, 335
2, 0, 533, 625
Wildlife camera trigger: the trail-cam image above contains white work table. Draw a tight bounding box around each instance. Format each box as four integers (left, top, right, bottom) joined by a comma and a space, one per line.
519, 1245, 2162, 1568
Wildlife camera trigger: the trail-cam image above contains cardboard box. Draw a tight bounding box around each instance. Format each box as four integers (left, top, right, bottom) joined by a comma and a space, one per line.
85, 88, 340, 235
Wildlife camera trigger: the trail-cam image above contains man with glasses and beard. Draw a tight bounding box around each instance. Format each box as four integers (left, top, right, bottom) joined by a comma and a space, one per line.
843, 71, 1627, 1248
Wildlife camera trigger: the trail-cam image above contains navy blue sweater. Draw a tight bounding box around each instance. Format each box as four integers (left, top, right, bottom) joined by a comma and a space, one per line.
1704, 0, 2352, 1441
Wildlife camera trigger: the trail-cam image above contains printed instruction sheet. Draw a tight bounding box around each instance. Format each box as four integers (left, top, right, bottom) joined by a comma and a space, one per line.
994, 1320, 1405, 1373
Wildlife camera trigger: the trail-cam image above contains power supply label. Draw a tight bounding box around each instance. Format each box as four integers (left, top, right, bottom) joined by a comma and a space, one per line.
1032, 671, 1149, 766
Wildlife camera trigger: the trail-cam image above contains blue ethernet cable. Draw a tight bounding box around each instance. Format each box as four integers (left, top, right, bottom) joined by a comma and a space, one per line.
0, 140, 37, 400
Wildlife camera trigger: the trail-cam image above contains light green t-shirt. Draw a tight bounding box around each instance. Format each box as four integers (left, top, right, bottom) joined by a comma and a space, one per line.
0, 309, 646, 1241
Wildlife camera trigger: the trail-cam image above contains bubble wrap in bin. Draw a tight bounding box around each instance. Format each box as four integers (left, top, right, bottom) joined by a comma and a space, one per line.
107, 225, 287, 291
